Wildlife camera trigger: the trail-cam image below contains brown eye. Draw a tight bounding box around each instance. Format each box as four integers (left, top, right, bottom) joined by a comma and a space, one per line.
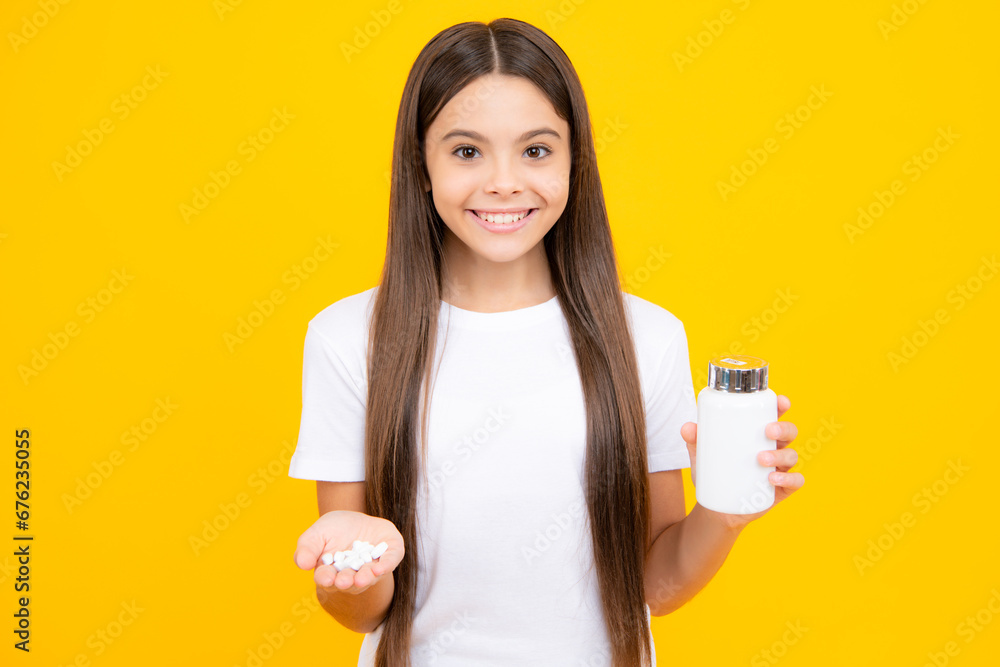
525, 145, 551, 159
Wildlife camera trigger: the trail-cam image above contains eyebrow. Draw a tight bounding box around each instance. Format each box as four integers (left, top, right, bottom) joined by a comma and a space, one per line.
439, 127, 562, 144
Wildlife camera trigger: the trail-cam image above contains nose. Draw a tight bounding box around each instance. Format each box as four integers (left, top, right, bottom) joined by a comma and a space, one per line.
484, 154, 523, 196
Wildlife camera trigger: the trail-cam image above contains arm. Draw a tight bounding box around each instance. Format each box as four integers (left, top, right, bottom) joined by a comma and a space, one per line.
313, 481, 395, 634
643, 468, 744, 617
644, 397, 802, 616
644, 501, 744, 616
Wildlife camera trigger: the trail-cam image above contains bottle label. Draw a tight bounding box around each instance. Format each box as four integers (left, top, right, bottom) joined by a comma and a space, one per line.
711, 355, 767, 370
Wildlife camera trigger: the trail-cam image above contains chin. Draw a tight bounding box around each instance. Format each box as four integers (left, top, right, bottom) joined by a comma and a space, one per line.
468, 244, 533, 264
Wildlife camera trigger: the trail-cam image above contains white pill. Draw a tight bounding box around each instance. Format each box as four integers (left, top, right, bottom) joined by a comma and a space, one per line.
333, 561, 348, 572
358, 542, 374, 554
333, 551, 346, 562
352, 540, 364, 552
361, 551, 372, 563
371, 542, 388, 559
348, 557, 364, 571
321, 552, 334, 566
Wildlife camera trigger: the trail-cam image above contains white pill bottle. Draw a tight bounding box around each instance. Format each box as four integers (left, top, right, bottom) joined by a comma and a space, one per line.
695, 355, 778, 515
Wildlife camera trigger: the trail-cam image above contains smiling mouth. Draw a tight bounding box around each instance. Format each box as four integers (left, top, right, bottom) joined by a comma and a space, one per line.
469, 209, 536, 224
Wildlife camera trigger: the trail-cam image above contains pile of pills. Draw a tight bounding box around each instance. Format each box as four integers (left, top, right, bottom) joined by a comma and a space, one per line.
321, 540, 388, 572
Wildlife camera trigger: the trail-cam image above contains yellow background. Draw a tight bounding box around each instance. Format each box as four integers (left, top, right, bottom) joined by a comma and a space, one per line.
3, 0, 998, 664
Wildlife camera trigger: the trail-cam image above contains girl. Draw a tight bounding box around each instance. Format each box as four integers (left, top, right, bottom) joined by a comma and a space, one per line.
289, 17, 803, 667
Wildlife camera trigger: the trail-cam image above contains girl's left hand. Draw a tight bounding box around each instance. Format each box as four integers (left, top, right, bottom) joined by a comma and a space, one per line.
680, 394, 804, 530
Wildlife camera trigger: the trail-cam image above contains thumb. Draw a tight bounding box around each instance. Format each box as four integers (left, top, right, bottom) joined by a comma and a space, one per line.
293, 526, 327, 571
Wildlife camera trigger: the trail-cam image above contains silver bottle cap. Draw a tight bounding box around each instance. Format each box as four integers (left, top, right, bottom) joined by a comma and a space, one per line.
708, 355, 769, 393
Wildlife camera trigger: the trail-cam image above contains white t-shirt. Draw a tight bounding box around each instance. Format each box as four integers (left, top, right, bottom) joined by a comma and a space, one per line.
288, 286, 697, 667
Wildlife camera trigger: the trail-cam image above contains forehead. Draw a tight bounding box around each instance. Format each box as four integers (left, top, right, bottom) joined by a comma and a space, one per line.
427, 74, 566, 141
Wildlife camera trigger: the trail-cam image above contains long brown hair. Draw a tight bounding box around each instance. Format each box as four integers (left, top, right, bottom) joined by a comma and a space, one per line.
364, 18, 652, 667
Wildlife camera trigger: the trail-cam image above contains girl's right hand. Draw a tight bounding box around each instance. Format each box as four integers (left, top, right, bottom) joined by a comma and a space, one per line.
293, 510, 404, 594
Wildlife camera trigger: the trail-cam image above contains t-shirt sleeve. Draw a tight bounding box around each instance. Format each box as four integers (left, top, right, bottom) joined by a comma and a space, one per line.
645, 323, 698, 473
287, 321, 367, 482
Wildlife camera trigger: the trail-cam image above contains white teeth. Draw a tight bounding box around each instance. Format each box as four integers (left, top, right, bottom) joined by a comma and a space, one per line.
474, 210, 531, 224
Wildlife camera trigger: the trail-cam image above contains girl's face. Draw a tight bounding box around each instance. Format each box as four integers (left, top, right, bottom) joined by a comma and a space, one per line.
422, 73, 571, 269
